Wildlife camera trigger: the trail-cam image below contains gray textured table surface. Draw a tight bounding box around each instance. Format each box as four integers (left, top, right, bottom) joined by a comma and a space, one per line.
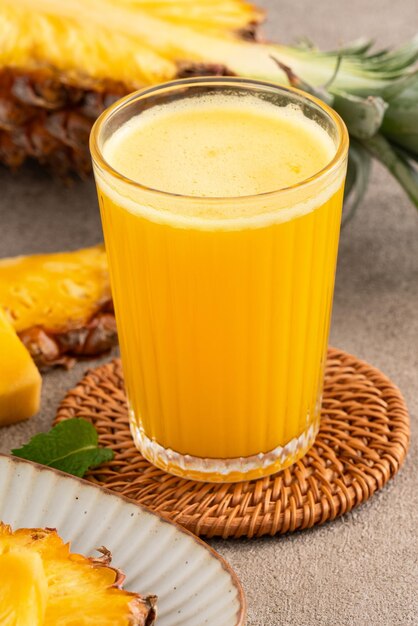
1, 2, 417, 624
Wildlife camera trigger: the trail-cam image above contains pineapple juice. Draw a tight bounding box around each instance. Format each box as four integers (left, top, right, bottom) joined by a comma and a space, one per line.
92, 81, 347, 481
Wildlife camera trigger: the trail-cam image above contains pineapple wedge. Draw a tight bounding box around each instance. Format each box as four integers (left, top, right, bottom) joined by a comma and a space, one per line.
0, 245, 116, 367
0, 524, 157, 626
0, 307, 41, 425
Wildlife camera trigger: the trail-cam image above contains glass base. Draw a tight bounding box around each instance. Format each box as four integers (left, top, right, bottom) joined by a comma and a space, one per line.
129, 417, 319, 483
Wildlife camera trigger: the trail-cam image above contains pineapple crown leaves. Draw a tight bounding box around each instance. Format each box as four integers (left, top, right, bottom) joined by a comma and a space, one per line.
271, 37, 418, 212
271, 54, 389, 139
12, 418, 114, 477
286, 34, 418, 84
342, 141, 372, 227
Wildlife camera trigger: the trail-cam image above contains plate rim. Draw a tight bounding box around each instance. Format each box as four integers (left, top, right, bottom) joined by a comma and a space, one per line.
0, 452, 247, 625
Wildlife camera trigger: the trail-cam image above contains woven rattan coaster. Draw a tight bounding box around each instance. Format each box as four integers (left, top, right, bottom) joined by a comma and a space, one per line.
55, 348, 409, 538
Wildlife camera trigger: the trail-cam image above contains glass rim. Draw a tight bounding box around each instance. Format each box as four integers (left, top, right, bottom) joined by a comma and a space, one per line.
90, 76, 349, 203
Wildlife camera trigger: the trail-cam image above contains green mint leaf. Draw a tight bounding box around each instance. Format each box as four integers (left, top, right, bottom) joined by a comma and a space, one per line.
12, 418, 114, 477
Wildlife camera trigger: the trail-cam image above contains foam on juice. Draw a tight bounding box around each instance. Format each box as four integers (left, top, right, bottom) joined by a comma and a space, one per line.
102, 95, 337, 222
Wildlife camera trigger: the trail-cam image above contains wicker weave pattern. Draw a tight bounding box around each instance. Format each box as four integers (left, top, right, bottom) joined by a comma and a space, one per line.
55, 348, 409, 538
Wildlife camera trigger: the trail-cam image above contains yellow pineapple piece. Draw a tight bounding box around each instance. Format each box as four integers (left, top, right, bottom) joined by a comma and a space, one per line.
0, 524, 157, 626
0, 245, 110, 333
0, 245, 116, 367
0, 308, 41, 425
0, 549, 47, 626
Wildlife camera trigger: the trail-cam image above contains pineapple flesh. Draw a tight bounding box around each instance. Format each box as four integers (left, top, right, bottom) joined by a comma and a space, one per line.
0, 549, 47, 625
0, 524, 157, 626
0, 245, 116, 367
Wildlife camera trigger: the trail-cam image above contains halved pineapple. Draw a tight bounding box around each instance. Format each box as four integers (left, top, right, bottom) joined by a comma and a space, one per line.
0, 0, 266, 175
1, 0, 418, 209
0, 245, 116, 367
0, 524, 157, 626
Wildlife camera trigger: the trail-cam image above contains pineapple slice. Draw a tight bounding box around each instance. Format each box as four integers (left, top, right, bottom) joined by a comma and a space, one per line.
0, 549, 47, 626
0, 245, 116, 368
0, 307, 41, 425
0, 524, 157, 626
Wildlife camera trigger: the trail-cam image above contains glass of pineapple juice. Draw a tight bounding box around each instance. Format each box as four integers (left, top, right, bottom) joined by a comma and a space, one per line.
90, 78, 348, 482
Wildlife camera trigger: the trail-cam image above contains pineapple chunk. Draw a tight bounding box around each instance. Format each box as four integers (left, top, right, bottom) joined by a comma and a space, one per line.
0, 550, 47, 626
0, 525, 156, 626
0, 308, 41, 425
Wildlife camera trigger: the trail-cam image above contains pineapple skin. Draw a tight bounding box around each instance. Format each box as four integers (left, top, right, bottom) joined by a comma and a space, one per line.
0, 524, 157, 626
0, 67, 127, 176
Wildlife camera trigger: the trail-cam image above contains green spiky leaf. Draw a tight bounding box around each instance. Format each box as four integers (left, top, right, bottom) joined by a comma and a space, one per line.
332, 91, 388, 139
343, 141, 372, 226
268, 36, 418, 211
361, 133, 418, 208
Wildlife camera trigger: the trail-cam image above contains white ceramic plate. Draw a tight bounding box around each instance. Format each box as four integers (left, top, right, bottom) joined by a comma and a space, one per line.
0, 454, 246, 626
